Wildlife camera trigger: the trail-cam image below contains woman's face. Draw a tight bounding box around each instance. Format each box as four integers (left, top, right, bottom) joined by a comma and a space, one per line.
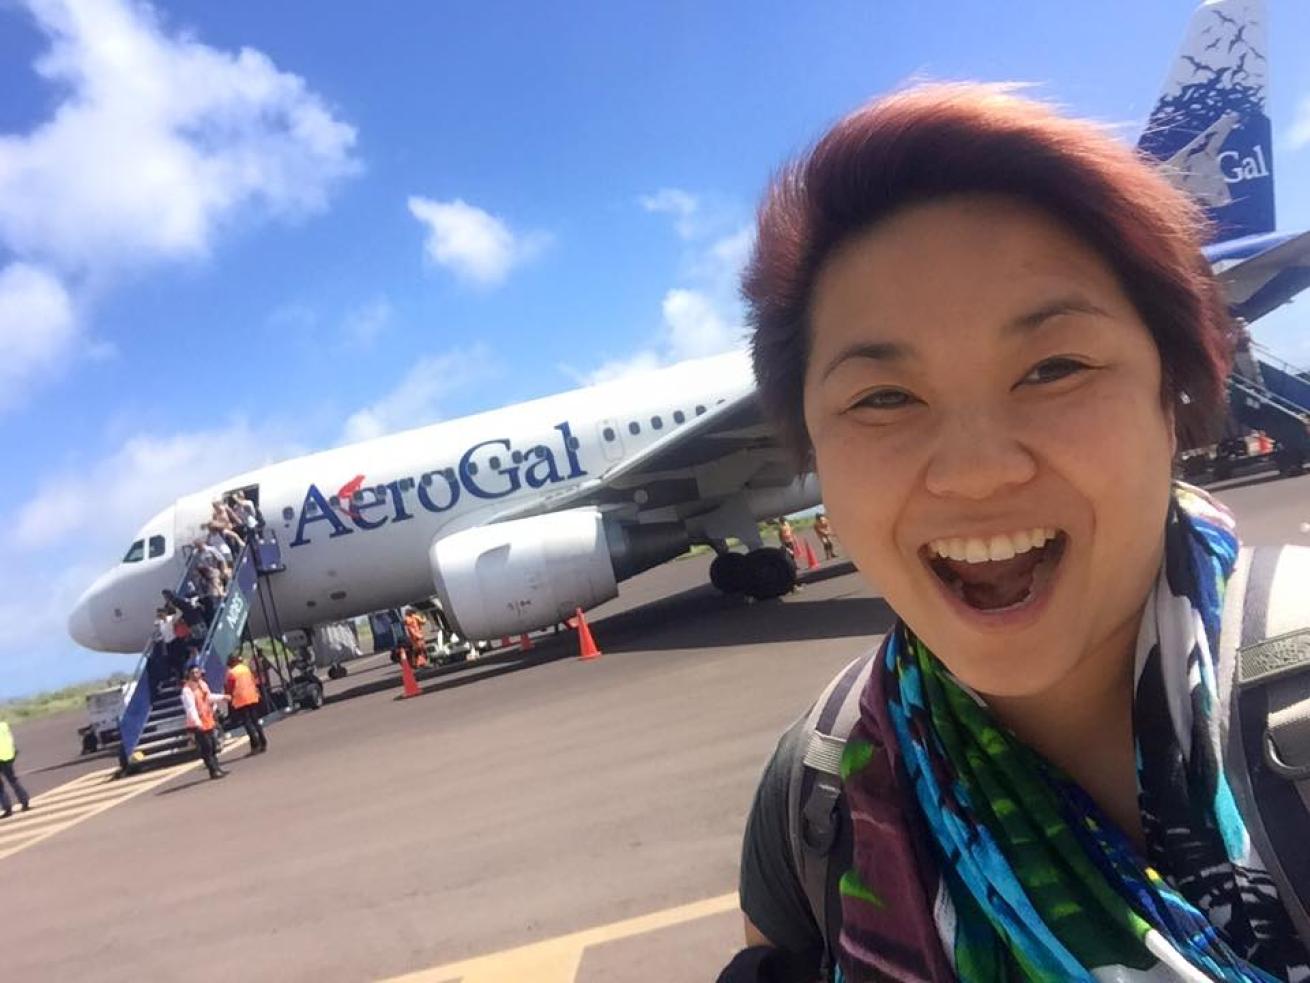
803, 195, 1175, 699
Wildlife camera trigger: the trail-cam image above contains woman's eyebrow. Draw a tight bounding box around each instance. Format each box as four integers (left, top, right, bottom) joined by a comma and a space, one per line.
818, 340, 909, 381
1006, 296, 1111, 336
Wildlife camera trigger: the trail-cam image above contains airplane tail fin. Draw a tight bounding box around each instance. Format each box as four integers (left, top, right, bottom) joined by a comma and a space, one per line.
1137, 0, 1273, 241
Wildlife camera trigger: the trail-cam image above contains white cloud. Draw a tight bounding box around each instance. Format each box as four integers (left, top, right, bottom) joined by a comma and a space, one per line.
14, 418, 303, 551
574, 350, 664, 386
339, 346, 499, 444
571, 213, 752, 385
662, 288, 742, 360
0, 0, 358, 412
407, 196, 549, 287
340, 296, 392, 348
1290, 93, 1310, 151
639, 188, 701, 239
0, 262, 77, 409
0, 0, 359, 276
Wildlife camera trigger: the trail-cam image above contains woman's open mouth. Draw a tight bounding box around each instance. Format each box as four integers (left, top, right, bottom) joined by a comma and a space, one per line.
922, 527, 1068, 616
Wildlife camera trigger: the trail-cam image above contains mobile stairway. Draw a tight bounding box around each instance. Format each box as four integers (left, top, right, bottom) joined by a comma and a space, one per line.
116, 534, 289, 774
1254, 344, 1310, 415
1225, 370, 1310, 477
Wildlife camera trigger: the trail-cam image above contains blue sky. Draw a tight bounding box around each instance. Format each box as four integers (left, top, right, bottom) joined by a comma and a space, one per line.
2, 0, 1308, 699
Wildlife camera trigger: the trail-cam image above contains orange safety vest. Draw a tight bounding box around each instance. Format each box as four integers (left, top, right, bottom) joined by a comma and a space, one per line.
226, 663, 260, 710
185, 679, 216, 732
404, 614, 425, 648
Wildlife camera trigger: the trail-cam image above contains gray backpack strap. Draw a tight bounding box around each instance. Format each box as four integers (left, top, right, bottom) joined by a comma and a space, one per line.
1222, 544, 1310, 947
786, 650, 877, 977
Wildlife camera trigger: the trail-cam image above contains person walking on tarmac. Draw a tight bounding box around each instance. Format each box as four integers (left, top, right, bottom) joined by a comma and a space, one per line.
225, 654, 267, 754
0, 719, 31, 818
181, 660, 229, 779
813, 512, 837, 561
403, 608, 429, 668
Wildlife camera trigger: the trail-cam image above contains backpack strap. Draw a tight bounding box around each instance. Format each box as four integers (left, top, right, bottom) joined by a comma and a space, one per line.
786, 649, 876, 979
1222, 544, 1310, 947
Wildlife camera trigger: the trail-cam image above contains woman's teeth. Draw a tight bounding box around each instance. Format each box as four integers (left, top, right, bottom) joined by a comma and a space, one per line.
927, 528, 1058, 563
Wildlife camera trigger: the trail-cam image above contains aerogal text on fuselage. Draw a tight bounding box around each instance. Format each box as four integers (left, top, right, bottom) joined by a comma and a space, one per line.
288, 421, 586, 548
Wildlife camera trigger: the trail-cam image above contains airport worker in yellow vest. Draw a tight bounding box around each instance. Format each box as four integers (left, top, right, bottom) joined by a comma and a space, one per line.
0, 719, 31, 817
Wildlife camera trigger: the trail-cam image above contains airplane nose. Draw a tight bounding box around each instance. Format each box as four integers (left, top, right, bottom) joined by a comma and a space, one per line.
68, 592, 104, 650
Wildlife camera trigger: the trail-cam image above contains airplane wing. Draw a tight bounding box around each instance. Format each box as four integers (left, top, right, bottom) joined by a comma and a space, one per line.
485, 388, 797, 525
1218, 230, 1310, 322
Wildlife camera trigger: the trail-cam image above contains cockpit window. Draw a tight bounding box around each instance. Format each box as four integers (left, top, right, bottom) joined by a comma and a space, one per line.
123, 539, 145, 563
148, 535, 166, 559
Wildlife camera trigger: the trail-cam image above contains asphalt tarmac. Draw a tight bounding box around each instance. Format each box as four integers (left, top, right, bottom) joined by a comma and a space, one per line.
3, 473, 1308, 982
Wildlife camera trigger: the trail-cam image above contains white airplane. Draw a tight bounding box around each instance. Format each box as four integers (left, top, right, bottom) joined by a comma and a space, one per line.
69, 0, 1309, 658
68, 350, 821, 654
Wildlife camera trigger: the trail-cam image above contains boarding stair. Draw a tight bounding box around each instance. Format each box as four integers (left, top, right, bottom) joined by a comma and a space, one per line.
1253, 343, 1310, 413
1226, 371, 1310, 475
117, 534, 285, 773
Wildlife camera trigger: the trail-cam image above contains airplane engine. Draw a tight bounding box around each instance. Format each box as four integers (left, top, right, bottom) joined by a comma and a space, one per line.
430, 508, 688, 640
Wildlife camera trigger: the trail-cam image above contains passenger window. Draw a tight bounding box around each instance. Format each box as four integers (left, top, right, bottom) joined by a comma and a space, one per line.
603, 427, 616, 442
673, 410, 685, 424
651, 416, 663, 430
695, 405, 706, 416
628, 421, 640, 436
489, 456, 501, 470
122, 540, 145, 563
467, 461, 479, 476
148, 535, 166, 559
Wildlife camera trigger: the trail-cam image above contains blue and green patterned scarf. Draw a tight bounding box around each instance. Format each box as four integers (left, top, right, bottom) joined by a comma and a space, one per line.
838, 484, 1309, 981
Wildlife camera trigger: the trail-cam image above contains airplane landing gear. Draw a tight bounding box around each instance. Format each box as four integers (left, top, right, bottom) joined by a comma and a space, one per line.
710, 547, 796, 600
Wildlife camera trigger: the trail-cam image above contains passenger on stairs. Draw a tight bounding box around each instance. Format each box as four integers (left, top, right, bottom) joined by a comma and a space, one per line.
181, 661, 230, 779
225, 655, 267, 755
163, 588, 207, 638
206, 522, 241, 566
230, 490, 263, 537
196, 565, 227, 624
0, 719, 31, 818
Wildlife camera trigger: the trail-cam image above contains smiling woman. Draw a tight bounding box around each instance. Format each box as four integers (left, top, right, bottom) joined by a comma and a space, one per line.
727, 84, 1310, 983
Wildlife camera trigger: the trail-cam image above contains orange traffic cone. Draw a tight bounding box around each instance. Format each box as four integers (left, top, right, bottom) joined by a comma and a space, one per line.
574, 607, 601, 661
803, 537, 820, 570
399, 652, 421, 698
518, 633, 533, 652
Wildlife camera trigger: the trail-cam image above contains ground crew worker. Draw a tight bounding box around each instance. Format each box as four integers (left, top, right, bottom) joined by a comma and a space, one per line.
181, 661, 229, 779
404, 609, 428, 668
225, 654, 267, 754
776, 518, 799, 564
0, 719, 31, 818
813, 512, 837, 561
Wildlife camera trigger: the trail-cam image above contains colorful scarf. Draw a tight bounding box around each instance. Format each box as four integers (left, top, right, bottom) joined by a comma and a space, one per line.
838, 485, 1309, 981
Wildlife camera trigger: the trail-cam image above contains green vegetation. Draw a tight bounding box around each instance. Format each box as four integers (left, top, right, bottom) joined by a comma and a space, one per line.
0, 673, 134, 723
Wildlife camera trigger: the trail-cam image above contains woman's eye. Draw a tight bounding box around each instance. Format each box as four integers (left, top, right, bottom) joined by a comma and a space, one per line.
1021, 357, 1089, 386
853, 388, 914, 410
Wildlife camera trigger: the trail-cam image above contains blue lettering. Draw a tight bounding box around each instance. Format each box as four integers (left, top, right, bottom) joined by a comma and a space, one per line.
387, 479, 415, 523
461, 439, 520, 500
290, 484, 354, 547
523, 446, 562, 489
554, 421, 587, 479
417, 468, 461, 513
350, 486, 390, 531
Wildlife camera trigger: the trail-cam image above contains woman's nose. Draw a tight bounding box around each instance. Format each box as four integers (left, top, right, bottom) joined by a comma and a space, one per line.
923, 409, 1037, 500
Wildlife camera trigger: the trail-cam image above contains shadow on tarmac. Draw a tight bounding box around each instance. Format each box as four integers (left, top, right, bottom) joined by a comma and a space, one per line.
323, 560, 889, 704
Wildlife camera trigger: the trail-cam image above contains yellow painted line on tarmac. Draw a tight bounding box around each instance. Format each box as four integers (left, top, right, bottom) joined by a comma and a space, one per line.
0, 736, 249, 863
385, 892, 739, 983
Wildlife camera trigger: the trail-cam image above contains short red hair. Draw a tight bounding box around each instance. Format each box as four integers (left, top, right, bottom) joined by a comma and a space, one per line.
744, 83, 1233, 456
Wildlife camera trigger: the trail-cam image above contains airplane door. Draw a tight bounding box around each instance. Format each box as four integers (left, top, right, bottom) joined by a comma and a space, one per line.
598, 419, 624, 463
